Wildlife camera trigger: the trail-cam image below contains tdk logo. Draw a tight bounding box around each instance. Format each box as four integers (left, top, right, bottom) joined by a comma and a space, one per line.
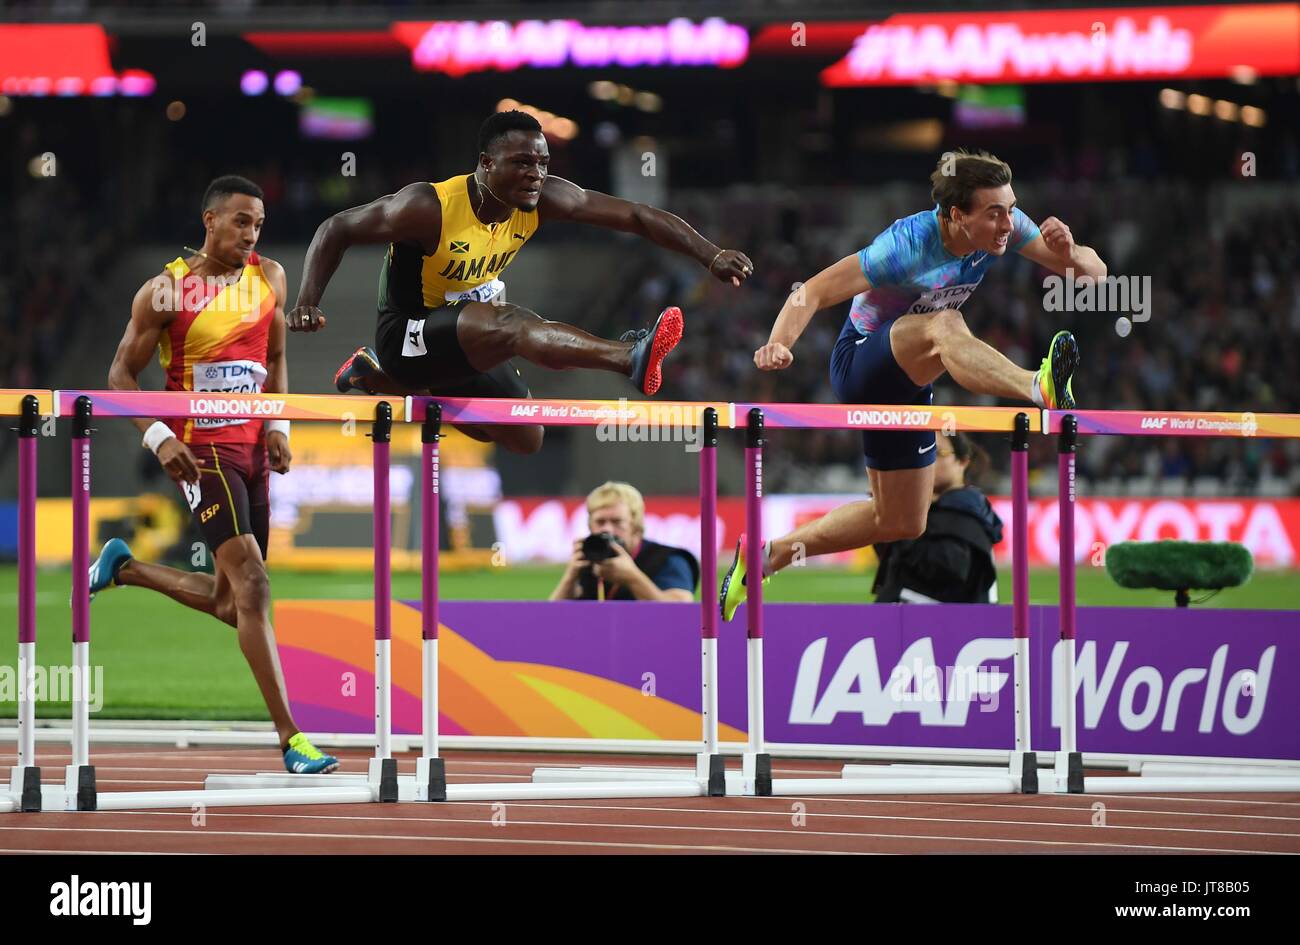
206, 363, 253, 379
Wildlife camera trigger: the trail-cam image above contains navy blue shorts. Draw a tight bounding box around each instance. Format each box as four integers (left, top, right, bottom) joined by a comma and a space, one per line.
829, 316, 936, 472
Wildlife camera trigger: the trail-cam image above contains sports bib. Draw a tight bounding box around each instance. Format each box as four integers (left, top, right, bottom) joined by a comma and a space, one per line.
192, 359, 267, 428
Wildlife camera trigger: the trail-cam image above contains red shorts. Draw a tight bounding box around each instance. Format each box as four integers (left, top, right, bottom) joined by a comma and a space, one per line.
177, 441, 269, 559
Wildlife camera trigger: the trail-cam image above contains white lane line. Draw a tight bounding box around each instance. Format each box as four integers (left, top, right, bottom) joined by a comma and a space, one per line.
0, 848, 200, 855
1083, 791, 1300, 807
766, 795, 1300, 822
0, 826, 863, 855
370, 799, 1300, 829
97, 806, 1300, 842
780, 791, 1300, 810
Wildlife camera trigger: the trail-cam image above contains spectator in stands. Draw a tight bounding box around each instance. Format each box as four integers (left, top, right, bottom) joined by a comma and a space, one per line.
549, 481, 698, 602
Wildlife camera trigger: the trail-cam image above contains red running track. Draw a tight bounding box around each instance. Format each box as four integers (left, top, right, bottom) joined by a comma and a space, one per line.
2, 746, 1298, 855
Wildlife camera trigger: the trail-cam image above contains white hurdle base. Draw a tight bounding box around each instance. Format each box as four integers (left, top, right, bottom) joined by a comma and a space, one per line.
80, 786, 376, 811
827, 759, 1041, 795
1085, 776, 1300, 794
835, 763, 1300, 795
1135, 761, 1300, 778
532, 765, 740, 793
206, 771, 711, 801
531, 764, 1033, 796
770, 776, 1023, 796
842, 763, 1018, 779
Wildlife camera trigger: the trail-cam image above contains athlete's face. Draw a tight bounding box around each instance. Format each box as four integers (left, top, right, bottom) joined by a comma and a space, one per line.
482, 131, 549, 211
951, 184, 1016, 255
203, 194, 264, 267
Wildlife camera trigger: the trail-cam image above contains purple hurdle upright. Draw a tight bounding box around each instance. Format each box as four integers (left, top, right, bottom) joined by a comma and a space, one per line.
696, 407, 726, 795
8, 395, 42, 812
742, 408, 773, 796
65, 396, 98, 810
1055, 414, 1084, 793
417, 403, 447, 801
1010, 412, 1037, 793
368, 401, 399, 802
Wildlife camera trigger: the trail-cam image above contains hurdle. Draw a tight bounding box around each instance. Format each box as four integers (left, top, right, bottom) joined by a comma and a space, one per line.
727, 403, 1046, 796
24, 390, 411, 810
529, 401, 731, 793
836, 407, 1300, 795
532, 402, 1048, 796
209, 394, 729, 802
404, 396, 728, 799
1045, 408, 1300, 795
838, 411, 1080, 794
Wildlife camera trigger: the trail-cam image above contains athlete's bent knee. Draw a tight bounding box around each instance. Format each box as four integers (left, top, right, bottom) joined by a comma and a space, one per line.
873, 506, 928, 543
231, 561, 271, 617
213, 593, 238, 627
928, 308, 970, 344
892, 516, 928, 542
489, 303, 537, 340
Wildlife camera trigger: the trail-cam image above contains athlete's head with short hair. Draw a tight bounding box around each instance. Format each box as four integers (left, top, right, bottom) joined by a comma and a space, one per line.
930, 149, 1017, 256
477, 110, 548, 212
200, 175, 265, 268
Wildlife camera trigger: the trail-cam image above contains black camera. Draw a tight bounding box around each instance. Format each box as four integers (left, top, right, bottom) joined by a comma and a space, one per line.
582, 531, 622, 562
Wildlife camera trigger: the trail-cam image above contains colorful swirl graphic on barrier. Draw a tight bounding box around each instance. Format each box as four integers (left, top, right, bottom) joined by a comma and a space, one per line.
275, 600, 746, 740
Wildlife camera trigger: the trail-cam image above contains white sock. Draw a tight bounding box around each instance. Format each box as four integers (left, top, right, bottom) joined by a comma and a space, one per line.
762, 540, 774, 577
1029, 368, 1046, 408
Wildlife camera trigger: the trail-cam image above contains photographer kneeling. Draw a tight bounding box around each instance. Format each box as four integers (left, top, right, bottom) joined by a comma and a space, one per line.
549, 481, 699, 602
872, 433, 1003, 604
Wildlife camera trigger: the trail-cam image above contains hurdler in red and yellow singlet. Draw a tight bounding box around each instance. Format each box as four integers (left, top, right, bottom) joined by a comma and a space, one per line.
155, 250, 280, 558
99, 177, 340, 775
159, 250, 277, 445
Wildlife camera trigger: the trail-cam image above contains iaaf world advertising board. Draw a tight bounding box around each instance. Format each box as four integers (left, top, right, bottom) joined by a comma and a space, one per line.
491, 496, 1300, 569
277, 601, 1300, 761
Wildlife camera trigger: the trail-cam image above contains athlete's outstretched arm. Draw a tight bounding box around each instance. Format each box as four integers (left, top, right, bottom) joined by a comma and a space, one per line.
754, 253, 870, 371
1018, 216, 1107, 280
108, 277, 202, 484
537, 177, 753, 286
260, 258, 292, 474
289, 183, 443, 332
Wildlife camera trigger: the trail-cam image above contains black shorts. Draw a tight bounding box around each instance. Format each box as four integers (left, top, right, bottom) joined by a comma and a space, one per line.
375, 301, 531, 399
178, 441, 269, 560
829, 315, 936, 472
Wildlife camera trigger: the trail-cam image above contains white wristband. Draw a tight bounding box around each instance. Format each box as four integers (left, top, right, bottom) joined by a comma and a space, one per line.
142, 421, 176, 455
267, 420, 290, 439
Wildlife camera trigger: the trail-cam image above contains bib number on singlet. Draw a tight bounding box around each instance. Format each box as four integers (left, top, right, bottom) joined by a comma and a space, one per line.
191, 360, 266, 429
445, 279, 505, 305
905, 283, 979, 315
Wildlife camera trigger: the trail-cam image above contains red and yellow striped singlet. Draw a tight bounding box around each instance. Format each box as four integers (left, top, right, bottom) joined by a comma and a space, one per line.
158, 252, 276, 445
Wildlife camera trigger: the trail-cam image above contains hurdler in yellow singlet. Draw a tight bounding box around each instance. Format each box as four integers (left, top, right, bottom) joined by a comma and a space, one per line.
379, 174, 539, 314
